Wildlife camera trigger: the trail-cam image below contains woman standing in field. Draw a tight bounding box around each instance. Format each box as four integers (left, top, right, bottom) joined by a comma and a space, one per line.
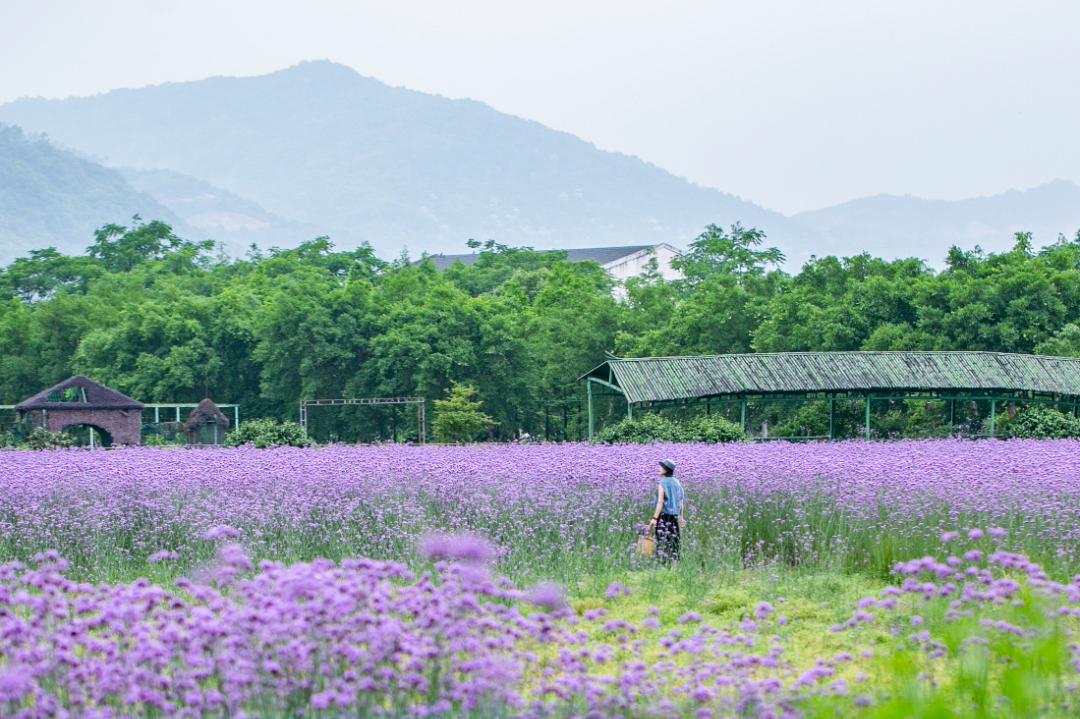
649, 459, 685, 562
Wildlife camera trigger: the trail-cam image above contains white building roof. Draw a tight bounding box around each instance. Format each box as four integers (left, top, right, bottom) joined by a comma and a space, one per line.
423, 244, 682, 274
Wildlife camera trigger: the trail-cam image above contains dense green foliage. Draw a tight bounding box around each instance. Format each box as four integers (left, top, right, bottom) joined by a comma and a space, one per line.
0, 426, 77, 450
997, 404, 1080, 439
17, 427, 74, 450
685, 414, 750, 443
225, 418, 308, 448
596, 413, 747, 444
596, 414, 687, 444
4, 217, 1080, 441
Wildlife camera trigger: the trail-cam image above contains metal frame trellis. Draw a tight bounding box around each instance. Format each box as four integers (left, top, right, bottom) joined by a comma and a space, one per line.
3, 403, 242, 434
142, 403, 240, 428
299, 397, 426, 444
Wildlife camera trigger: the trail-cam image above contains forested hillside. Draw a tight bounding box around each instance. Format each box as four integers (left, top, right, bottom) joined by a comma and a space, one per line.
118, 167, 337, 252
3, 218, 1080, 441
0, 125, 180, 262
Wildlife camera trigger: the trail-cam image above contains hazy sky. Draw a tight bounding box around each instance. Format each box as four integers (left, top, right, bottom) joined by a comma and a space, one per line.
2, 0, 1078, 215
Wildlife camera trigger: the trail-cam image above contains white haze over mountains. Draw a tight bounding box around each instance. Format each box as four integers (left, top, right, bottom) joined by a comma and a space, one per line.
0, 62, 782, 262
1, 61, 1078, 270
787, 182, 1080, 267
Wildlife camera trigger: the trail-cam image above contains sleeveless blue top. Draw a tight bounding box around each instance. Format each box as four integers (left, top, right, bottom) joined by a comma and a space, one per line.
659, 476, 683, 516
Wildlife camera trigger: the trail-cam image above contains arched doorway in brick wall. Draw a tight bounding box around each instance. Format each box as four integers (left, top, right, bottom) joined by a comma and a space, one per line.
61, 423, 114, 448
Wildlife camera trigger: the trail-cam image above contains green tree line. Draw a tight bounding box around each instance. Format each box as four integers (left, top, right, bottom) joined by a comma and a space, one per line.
3, 218, 1080, 441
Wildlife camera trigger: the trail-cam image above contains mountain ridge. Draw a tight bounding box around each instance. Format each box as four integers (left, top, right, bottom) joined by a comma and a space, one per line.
0, 124, 182, 262
1, 61, 1078, 268
0, 61, 789, 258
117, 167, 341, 252
789, 180, 1080, 264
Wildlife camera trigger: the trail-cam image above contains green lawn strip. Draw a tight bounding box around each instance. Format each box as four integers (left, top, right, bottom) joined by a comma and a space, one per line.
546, 567, 1080, 716
550, 567, 894, 686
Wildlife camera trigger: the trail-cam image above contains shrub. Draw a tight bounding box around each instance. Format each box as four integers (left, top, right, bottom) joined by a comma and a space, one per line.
225, 418, 308, 448
684, 414, 748, 443
142, 433, 181, 447
432, 383, 496, 443
999, 404, 1080, 439
596, 413, 747, 444
596, 413, 686, 444
19, 427, 75, 450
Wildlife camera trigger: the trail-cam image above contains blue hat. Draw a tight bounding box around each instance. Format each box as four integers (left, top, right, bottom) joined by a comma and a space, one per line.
659, 459, 675, 472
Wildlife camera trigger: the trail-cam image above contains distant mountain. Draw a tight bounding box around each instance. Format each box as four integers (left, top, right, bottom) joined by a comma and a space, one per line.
118, 168, 340, 253
3, 61, 1078, 268
0, 125, 180, 263
788, 181, 1080, 268
0, 61, 788, 258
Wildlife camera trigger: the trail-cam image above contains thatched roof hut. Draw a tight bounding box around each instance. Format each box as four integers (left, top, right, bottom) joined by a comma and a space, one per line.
185, 399, 230, 431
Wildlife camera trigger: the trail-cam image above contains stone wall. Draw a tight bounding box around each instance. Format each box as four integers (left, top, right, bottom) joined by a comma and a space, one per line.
27, 408, 142, 445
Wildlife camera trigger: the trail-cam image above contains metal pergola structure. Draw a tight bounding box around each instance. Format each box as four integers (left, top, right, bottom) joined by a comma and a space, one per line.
143, 403, 240, 428
581, 351, 1080, 441
299, 397, 426, 444
3, 403, 240, 425
0, 405, 19, 434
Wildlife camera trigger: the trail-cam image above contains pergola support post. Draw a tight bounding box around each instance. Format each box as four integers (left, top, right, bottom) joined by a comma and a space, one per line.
587, 379, 594, 441
989, 398, 996, 437
417, 401, 425, 445
740, 400, 747, 432
865, 394, 871, 440
829, 399, 835, 440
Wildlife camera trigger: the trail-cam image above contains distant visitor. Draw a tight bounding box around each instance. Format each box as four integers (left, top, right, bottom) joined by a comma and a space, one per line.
649, 459, 685, 562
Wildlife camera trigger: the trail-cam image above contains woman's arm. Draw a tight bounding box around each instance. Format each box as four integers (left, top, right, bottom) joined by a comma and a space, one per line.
649, 486, 664, 527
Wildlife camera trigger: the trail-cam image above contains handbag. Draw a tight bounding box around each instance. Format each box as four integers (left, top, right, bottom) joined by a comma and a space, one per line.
636, 531, 655, 557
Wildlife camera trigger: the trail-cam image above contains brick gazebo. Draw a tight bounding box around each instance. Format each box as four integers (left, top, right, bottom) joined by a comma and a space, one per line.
15, 376, 145, 445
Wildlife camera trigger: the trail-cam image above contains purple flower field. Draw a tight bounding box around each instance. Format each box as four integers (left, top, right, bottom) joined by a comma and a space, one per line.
1, 439, 1079, 581
3, 528, 1080, 716
2, 439, 1080, 716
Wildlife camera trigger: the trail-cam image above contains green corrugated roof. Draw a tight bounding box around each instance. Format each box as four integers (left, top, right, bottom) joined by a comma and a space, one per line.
582, 352, 1080, 404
